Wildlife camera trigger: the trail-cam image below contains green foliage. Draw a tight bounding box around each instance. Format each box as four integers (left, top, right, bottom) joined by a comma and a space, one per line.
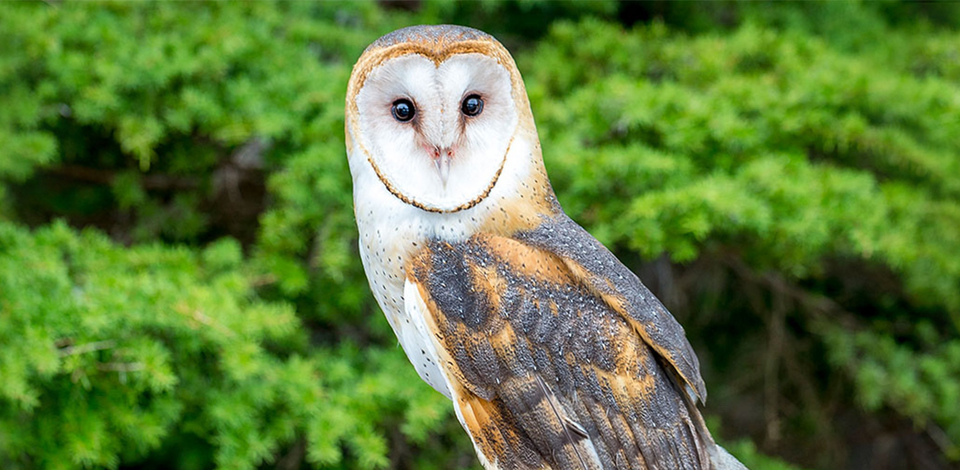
1, 220, 293, 468
0, 221, 451, 470
723, 439, 807, 470
522, 11, 960, 466
0, 1, 378, 240
1, 1, 957, 469
823, 325, 960, 460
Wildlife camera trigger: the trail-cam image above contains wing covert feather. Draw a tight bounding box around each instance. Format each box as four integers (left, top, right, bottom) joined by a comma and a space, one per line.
406, 229, 713, 469
513, 213, 707, 402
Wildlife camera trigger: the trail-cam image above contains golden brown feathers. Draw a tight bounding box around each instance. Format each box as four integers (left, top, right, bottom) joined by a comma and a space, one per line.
406, 216, 715, 469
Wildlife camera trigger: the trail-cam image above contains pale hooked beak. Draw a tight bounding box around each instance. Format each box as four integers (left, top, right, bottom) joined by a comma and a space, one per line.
426, 145, 454, 186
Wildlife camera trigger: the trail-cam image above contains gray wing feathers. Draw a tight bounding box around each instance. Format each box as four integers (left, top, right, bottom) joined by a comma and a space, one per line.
514, 213, 707, 401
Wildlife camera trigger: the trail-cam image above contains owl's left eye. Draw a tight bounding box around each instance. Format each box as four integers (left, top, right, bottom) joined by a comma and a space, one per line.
391, 99, 415, 122
461, 95, 483, 117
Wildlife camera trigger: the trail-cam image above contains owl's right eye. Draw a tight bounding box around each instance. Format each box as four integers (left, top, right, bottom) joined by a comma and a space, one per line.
391, 99, 415, 122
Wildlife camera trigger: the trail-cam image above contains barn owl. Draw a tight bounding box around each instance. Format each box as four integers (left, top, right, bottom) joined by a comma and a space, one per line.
345, 25, 747, 470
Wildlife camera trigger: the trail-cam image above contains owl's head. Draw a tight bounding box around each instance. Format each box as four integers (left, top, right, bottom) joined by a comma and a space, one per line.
345, 25, 544, 215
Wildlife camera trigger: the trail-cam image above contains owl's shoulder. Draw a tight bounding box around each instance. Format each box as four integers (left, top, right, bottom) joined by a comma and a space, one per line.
408, 212, 706, 402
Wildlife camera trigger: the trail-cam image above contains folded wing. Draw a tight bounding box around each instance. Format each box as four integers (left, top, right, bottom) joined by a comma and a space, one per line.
405, 216, 715, 469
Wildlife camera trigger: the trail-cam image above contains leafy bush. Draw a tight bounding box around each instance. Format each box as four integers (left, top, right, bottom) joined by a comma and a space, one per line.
1, 1, 958, 469
523, 11, 960, 467
0, 3, 456, 469
0, 220, 455, 470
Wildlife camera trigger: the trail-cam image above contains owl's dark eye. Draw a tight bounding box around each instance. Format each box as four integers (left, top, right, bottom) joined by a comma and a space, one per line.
461, 94, 483, 117
391, 99, 415, 122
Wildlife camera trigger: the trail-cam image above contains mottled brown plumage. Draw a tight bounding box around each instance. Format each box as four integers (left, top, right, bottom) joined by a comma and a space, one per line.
406, 215, 712, 469
345, 24, 746, 470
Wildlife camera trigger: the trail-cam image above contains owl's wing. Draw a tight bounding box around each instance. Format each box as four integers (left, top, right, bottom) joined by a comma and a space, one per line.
405, 215, 716, 470
514, 213, 707, 402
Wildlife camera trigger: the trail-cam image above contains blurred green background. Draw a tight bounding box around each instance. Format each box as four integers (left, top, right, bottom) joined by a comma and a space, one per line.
1, 1, 959, 469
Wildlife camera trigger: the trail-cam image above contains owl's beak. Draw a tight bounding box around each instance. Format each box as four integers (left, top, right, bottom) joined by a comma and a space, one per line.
427, 145, 453, 186
435, 153, 451, 185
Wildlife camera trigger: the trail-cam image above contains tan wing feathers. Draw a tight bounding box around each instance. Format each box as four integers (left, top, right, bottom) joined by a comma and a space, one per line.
513, 213, 708, 403
407, 233, 713, 469
410, 274, 543, 468
534, 374, 592, 469
459, 387, 543, 469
